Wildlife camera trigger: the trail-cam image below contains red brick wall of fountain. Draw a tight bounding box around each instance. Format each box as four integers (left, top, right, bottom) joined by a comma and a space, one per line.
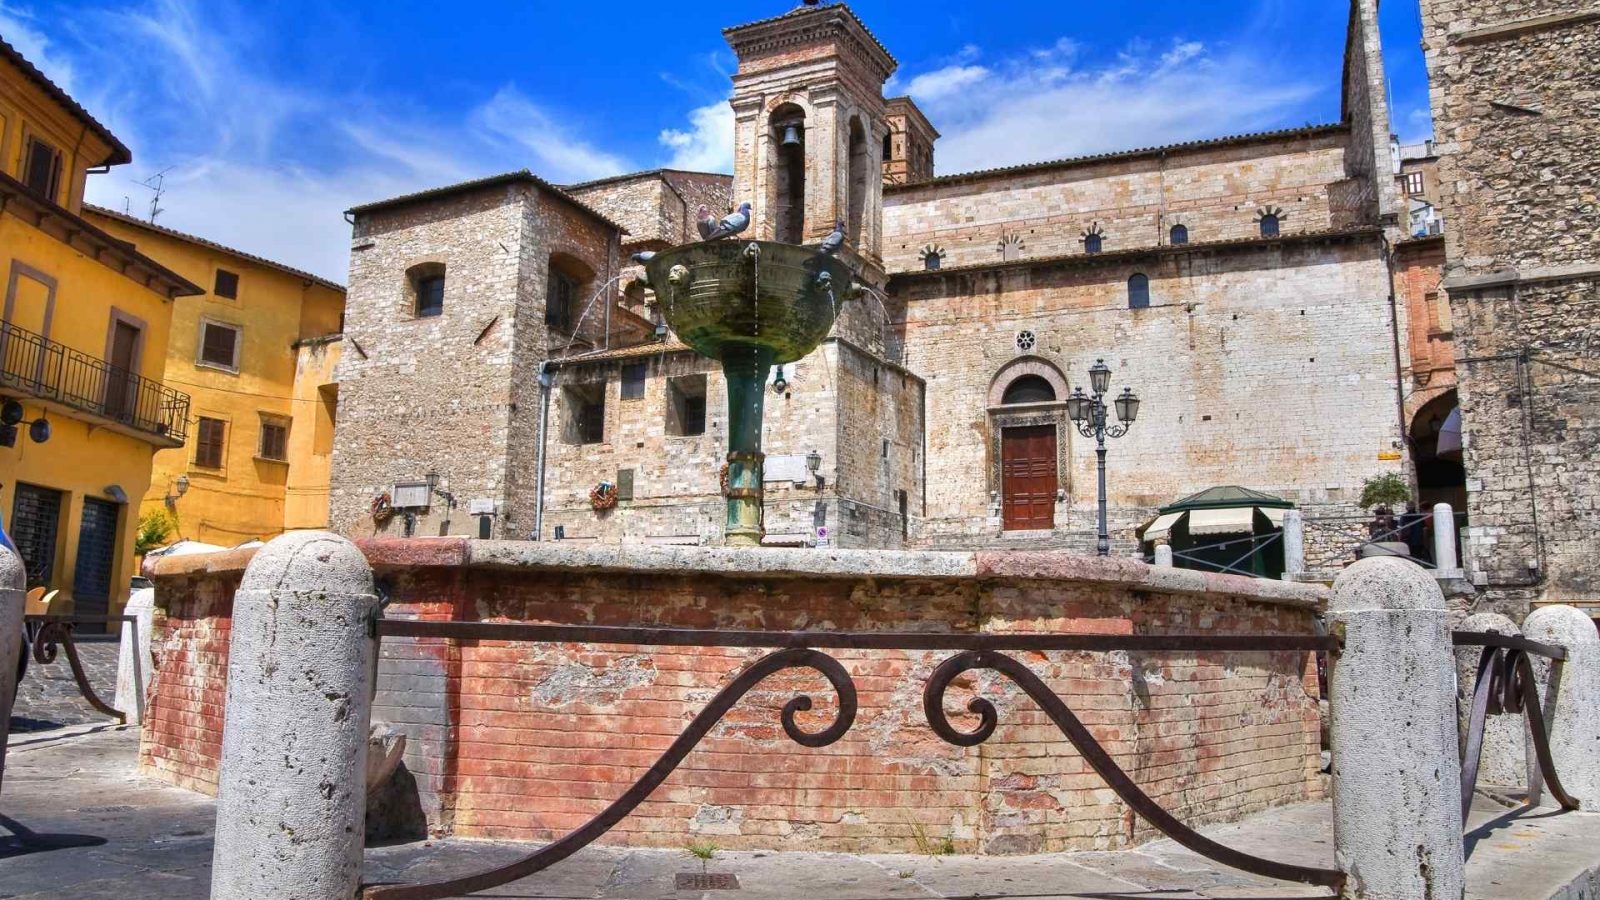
142, 539, 1327, 854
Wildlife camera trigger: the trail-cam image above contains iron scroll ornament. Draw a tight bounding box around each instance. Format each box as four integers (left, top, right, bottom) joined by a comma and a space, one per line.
361, 647, 857, 899
923, 650, 1346, 889
364, 638, 1347, 898
1457, 633, 1578, 821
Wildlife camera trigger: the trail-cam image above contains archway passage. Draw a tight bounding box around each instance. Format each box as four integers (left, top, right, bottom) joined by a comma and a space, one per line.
1412, 391, 1465, 514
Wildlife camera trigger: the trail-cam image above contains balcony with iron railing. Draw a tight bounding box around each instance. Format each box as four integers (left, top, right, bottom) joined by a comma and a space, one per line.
0, 320, 189, 447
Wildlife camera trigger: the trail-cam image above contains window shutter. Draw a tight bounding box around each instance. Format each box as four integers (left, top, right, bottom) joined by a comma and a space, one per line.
196, 417, 225, 467
201, 323, 238, 367
214, 270, 240, 299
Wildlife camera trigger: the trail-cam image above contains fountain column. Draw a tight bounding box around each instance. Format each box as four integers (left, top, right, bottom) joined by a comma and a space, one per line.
723, 344, 774, 546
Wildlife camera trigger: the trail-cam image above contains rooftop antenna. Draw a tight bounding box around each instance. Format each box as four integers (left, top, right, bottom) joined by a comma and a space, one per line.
136, 167, 175, 223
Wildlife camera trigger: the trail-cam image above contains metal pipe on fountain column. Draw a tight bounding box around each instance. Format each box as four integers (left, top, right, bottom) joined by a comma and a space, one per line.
722, 344, 775, 547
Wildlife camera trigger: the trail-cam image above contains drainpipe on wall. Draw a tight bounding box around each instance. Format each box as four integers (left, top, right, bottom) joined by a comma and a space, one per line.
533, 361, 553, 540
1381, 236, 1411, 470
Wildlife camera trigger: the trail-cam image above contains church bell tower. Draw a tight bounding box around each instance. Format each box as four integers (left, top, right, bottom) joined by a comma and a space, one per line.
724, 2, 896, 281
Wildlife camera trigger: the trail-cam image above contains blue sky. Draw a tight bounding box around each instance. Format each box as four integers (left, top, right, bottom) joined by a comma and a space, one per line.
1, 0, 1433, 282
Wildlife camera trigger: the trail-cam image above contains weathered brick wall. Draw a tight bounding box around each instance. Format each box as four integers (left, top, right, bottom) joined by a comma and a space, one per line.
138, 549, 252, 796
896, 234, 1404, 542
1395, 237, 1454, 425
143, 541, 1326, 854
1421, 0, 1600, 611
884, 130, 1352, 273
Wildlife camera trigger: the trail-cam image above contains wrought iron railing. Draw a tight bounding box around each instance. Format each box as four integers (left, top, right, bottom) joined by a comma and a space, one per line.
0, 320, 189, 443
362, 621, 1347, 899
1453, 630, 1576, 820
20, 614, 135, 724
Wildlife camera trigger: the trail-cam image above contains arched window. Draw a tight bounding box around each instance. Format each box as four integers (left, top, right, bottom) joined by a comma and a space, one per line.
1084, 233, 1103, 255
925, 253, 941, 271
408, 263, 446, 318
771, 104, 806, 244
1260, 214, 1280, 238
1002, 374, 1057, 405
1170, 224, 1188, 245
847, 117, 869, 245
1128, 273, 1151, 309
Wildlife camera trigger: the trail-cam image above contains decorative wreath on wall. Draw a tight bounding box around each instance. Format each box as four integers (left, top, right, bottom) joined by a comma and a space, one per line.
370, 492, 395, 526
590, 481, 618, 511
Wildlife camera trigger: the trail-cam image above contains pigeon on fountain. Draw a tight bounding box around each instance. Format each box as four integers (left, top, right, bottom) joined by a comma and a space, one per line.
631, 251, 656, 264
818, 219, 846, 255
696, 204, 716, 240
703, 203, 752, 241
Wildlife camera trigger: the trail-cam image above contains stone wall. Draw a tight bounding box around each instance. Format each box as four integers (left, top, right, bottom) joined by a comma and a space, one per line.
884, 129, 1352, 273
1421, 0, 1600, 612
142, 541, 1327, 855
895, 232, 1404, 543
1395, 237, 1453, 426
332, 180, 621, 544
540, 337, 922, 549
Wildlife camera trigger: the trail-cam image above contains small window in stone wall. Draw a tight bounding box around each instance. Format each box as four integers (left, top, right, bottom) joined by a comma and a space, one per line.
617, 468, 634, 501
546, 266, 578, 333
667, 374, 707, 437
1170, 224, 1189, 246
620, 363, 647, 400
408, 263, 446, 318
1259, 212, 1281, 238
563, 383, 606, 444
1128, 273, 1151, 309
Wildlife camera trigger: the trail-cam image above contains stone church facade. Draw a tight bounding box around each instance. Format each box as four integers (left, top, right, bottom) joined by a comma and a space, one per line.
330, 1, 1435, 561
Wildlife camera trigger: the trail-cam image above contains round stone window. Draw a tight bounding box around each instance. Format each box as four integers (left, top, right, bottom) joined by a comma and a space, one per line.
1015, 330, 1037, 353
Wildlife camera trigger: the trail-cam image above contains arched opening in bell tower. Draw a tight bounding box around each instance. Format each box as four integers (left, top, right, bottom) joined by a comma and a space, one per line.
770, 104, 807, 244
847, 116, 869, 247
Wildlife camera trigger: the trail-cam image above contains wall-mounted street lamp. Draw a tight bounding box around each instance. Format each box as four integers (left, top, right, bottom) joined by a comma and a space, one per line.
806, 449, 823, 488
164, 474, 190, 509
1067, 358, 1140, 557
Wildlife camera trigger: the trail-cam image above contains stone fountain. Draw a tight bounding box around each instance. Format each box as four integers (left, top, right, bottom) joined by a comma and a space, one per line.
644, 240, 854, 546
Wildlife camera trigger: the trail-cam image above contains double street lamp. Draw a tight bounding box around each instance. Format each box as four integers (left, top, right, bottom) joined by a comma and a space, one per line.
1066, 359, 1140, 557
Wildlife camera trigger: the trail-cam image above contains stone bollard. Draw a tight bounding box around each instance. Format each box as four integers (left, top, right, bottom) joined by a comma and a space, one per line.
114, 586, 156, 725
1282, 508, 1305, 580
1454, 613, 1526, 788
1328, 556, 1463, 899
0, 545, 24, 798
1431, 503, 1458, 571
1521, 604, 1600, 811
211, 532, 378, 900
1153, 543, 1174, 568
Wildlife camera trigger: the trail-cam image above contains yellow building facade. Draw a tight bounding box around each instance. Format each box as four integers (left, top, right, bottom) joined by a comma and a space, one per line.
0, 37, 201, 623
85, 208, 345, 545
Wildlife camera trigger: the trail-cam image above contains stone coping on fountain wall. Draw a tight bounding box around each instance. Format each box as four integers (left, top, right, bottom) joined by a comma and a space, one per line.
144, 538, 1330, 610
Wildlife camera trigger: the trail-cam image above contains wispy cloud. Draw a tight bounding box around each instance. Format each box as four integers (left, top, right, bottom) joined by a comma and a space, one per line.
10, 0, 640, 281
899, 37, 1325, 174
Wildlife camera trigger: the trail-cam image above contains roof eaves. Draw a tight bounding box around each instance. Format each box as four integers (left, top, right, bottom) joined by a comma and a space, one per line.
0, 35, 131, 166
724, 2, 897, 71
888, 124, 1348, 192
346, 170, 629, 235
84, 205, 345, 293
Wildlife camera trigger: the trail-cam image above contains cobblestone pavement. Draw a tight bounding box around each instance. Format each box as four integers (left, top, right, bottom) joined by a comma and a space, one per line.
3, 728, 1599, 899
9, 639, 122, 733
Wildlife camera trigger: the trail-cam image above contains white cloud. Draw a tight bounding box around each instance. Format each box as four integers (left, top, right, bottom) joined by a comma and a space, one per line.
0, 2, 75, 91
902, 37, 1324, 175
471, 86, 632, 184
905, 65, 990, 102
659, 99, 734, 173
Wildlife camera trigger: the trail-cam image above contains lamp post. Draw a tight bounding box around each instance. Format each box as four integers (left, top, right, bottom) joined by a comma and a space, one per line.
1067, 359, 1140, 556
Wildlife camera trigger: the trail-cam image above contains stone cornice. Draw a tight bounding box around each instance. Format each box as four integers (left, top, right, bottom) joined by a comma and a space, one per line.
725, 4, 896, 84
1455, 7, 1600, 45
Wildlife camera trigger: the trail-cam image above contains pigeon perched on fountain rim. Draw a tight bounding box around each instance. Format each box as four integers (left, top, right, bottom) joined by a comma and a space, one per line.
702, 203, 752, 242
818, 219, 846, 255
695, 204, 716, 241
631, 251, 656, 264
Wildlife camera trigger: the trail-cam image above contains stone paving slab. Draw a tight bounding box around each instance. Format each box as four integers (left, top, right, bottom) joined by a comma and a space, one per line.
4, 728, 1600, 899
9, 640, 122, 733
